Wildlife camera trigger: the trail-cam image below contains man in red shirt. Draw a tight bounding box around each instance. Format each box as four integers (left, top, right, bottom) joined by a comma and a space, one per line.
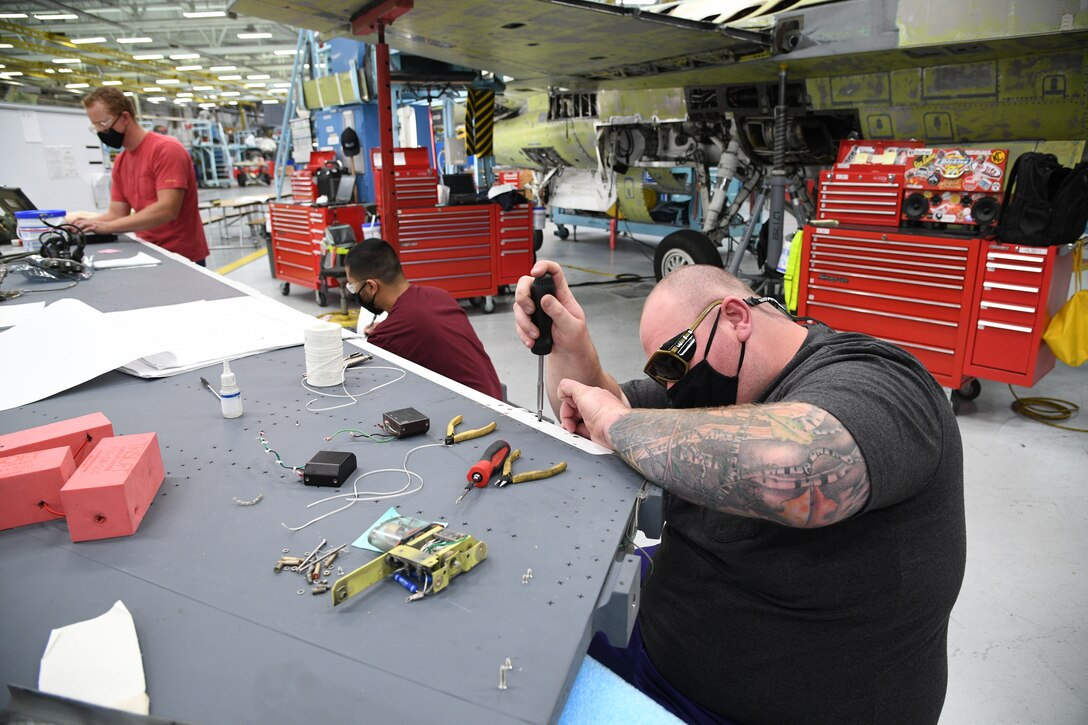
73, 87, 209, 265
345, 239, 504, 400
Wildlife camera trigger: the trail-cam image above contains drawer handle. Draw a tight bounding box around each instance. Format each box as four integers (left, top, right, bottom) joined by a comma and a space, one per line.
983, 282, 1040, 294
985, 262, 1043, 274
980, 301, 1036, 314
807, 301, 956, 327
977, 319, 1033, 334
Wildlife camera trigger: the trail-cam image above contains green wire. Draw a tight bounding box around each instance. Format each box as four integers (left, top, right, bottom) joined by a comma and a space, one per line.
325, 428, 396, 443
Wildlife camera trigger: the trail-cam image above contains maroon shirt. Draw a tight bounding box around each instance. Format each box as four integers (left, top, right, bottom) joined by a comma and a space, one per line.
366, 285, 503, 399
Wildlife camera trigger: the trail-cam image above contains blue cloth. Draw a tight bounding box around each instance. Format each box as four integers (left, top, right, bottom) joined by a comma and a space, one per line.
559, 654, 681, 725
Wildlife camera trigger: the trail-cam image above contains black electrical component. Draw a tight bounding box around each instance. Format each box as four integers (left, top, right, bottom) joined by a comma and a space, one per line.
303, 451, 357, 488
382, 408, 430, 438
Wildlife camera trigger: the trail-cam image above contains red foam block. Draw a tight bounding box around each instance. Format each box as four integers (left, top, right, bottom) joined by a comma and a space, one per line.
0, 447, 76, 531
60, 433, 165, 543
0, 412, 114, 466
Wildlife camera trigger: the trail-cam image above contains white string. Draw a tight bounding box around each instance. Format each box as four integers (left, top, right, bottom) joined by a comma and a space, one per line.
304, 322, 345, 387
302, 365, 407, 412
281, 442, 445, 531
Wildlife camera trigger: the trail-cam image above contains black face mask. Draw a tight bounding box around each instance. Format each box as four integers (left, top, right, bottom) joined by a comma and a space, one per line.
355, 287, 383, 316
666, 313, 746, 409
97, 126, 125, 149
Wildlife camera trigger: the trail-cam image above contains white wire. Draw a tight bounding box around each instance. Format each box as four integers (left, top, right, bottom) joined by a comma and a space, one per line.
301, 365, 407, 412
280, 442, 445, 531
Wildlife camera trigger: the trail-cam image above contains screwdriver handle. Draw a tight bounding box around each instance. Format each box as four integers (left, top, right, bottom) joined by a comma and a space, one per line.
529, 273, 556, 356
467, 439, 511, 487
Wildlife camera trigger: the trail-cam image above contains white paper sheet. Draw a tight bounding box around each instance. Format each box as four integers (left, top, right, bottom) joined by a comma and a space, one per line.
0, 301, 46, 328
0, 298, 165, 412
93, 251, 162, 269
38, 601, 149, 715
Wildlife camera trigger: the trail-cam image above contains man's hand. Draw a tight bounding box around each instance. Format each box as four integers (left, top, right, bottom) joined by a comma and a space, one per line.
555, 378, 630, 449
70, 216, 114, 235
513, 261, 588, 356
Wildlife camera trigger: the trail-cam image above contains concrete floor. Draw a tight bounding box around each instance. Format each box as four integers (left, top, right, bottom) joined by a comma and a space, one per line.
202, 185, 1088, 725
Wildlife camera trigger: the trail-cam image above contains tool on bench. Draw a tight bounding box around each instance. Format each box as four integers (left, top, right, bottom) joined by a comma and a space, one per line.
444, 414, 497, 445
496, 449, 567, 487
529, 273, 556, 422
456, 439, 511, 504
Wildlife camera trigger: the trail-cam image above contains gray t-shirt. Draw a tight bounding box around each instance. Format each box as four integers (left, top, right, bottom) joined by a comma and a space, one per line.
622, 324, 965, 725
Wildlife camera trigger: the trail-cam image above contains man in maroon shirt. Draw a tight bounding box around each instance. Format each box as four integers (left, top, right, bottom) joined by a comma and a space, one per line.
344, 239, 504, 399
73, 87, 209, 265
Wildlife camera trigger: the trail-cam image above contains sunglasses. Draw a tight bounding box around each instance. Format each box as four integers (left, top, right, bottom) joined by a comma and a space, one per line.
643, 299, 724, 386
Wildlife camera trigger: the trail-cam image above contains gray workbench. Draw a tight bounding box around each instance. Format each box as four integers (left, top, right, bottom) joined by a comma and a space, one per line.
0, 240, 645, 724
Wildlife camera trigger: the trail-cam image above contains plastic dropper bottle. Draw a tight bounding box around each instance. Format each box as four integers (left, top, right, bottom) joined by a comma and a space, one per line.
219, 360, 243, 418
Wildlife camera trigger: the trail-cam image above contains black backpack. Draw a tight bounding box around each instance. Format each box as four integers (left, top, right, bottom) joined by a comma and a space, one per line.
997, 152, 1088, 246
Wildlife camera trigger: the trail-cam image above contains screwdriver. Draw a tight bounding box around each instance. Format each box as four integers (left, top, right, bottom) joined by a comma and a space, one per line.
529, 272, 556, 422
456, 439, 511, 504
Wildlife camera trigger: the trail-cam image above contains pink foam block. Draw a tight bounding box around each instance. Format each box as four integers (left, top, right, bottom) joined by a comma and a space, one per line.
60, 433, 165, 543
0, 447, 76, 531
0, 412, 114, 466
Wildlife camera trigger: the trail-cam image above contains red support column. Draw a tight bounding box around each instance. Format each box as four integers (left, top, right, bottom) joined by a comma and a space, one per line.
609, 216, 617, 250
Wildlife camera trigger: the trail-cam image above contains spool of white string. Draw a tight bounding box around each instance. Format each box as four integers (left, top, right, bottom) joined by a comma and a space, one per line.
304, 322, 345, 387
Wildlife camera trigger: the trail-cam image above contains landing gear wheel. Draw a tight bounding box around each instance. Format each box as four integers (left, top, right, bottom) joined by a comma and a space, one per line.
279, 282, 290, 296
653, 229, 723, 281
555, 225, 570, 240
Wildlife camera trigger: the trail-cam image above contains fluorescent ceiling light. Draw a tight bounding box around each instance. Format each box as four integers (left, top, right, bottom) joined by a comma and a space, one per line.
228, 101, 237, 105
199, 103, 216, 108
220, 91, 240, 97
175, 65, 202, 71
183, 10, 225, 18
1, 71, 23, 76
236, 32, 272, 39
268, 88, 288, 94
209, 65, 235, 71
123, 91, 134, 96
169, 53, 200, 60
102, 80, 123, 86
52, 58, 81, 64
44, 68, 55, 73
143, 87, 163, 92
244, 83, 266, 88
218, 74, 241, 80
35, 13, 79, 20
57, 68, 73, 73
157, 79, 181, 84
68, 89, 84, 94
247, 74, 270, 80
192, 85, 214, 91
147, 97, 165, 103
2, 80, 25, 85
117, 37, 153, 44
262, 99, 279, 105
0, 44, 12, 49
132, 53, 164, 60
173, 99, 191, 104
65, 82, 89, 88
71, 37, 107, 44
271, 82, 291, 87
176, 91, 193, 97
273, 49, 299, 56
0, 13, 28, 18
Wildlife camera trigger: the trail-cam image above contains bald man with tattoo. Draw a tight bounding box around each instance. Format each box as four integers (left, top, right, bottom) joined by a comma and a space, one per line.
515, 262, 965, 725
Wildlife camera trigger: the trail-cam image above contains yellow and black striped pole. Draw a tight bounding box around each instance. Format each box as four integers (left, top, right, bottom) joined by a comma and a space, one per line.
466, 88, 495, 158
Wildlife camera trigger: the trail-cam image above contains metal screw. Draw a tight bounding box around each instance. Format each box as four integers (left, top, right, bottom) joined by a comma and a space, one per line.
282, 548, 290, 553
498, 657, 513, 690
522, 567, 534, 584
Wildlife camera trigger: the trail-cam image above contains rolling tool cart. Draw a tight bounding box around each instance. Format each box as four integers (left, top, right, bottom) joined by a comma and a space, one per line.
268, 202, 369, 306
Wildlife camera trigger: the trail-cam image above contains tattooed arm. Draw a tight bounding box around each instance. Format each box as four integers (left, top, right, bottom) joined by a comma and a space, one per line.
608, 402, 870, 528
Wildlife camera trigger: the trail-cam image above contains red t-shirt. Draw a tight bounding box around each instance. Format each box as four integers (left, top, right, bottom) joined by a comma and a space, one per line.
366, 285, 504, 399
112, 132, 209, 263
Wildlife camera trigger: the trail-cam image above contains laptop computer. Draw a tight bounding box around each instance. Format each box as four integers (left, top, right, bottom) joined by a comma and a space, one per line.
441, 173, 479, 206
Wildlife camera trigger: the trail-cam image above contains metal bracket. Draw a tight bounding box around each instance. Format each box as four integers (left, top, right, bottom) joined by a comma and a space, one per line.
635, 483, 664, 539
592, 553, 641, 648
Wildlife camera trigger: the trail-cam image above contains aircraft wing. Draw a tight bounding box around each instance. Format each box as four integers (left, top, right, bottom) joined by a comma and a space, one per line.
228, 0, 786, 89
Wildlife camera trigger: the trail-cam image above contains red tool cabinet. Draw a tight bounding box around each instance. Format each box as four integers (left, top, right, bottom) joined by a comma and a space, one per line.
963, 242, 1075, 386
267, 202, 369, 305
798, 227, 1075, 391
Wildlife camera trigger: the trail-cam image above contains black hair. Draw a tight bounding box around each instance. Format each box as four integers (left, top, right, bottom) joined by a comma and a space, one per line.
344, 238, 403, 283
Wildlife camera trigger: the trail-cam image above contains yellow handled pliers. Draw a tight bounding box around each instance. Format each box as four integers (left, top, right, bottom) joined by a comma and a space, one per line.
444, 415, 497, 446
496, 449, 567, 487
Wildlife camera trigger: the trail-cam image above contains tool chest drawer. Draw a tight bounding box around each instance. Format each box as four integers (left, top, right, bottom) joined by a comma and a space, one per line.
816, 170, 902, 227
495, 205, 533, 285
268, 203, 368, 291
395, 206, 493, 297
964, 242, 1074, 385
798, 226, 979, 387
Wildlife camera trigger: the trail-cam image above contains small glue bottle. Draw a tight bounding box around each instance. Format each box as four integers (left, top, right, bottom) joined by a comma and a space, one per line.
219, 360, 243, 418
